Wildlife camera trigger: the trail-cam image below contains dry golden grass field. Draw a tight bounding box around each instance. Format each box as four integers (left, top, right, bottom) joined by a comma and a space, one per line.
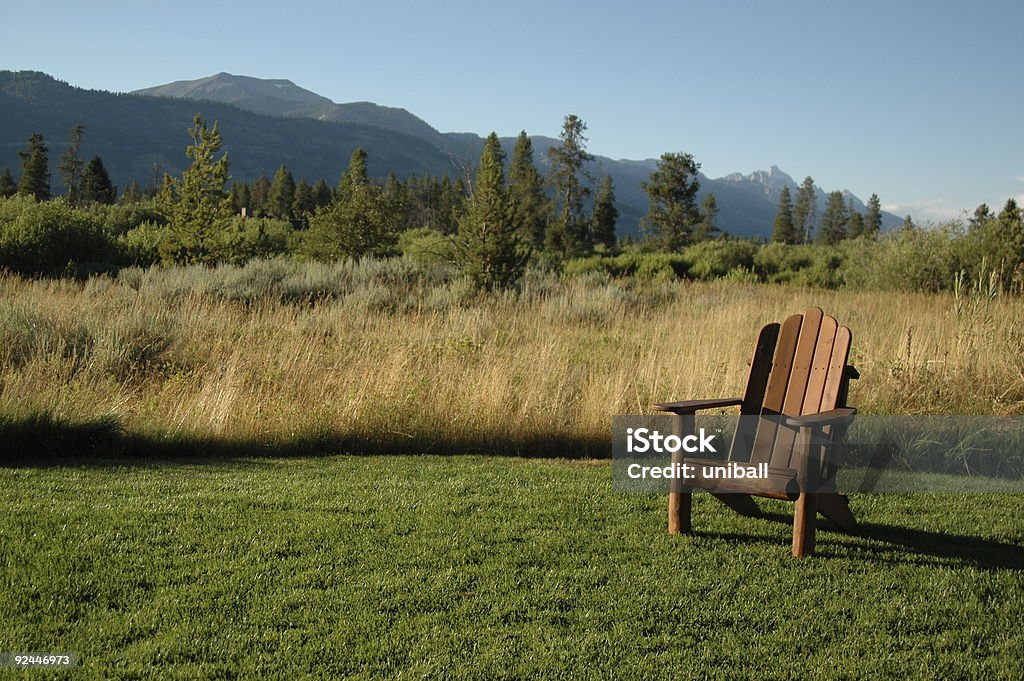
3, 258, 1023, 458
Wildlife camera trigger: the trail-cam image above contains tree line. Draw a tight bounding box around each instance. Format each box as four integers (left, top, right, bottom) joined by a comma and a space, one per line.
2, 115, 1022, 292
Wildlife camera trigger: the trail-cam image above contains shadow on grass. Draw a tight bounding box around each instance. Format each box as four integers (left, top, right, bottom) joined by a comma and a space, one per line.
704, 509, 1024, 571
0, 413, 611, 468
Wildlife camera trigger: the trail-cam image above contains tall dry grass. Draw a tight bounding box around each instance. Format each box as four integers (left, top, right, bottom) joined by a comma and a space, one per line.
2, 259, 1023, 457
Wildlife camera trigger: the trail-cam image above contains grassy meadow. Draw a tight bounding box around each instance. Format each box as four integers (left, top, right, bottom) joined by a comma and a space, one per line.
3, 257, 1024, 457
2, 259, 1023, 678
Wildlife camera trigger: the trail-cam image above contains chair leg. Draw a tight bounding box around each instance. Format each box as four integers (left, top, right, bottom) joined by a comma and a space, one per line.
817, 492, 857, 532
711, 492, 761, 517
668, 489, 692, 534
668, 412, 695, 535
792, 493, 817, 558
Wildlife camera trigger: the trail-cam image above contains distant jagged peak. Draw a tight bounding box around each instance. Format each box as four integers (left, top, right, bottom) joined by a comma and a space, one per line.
720, 165, 796, 189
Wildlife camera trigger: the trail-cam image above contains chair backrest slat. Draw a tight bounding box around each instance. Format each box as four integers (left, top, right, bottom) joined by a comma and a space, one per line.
801, 314, 838, 415
769, 308, 824, 467
820, 326, 852, 411
729, 323, 780, 462
741, 323, 780, 415
747, 314, 802, 465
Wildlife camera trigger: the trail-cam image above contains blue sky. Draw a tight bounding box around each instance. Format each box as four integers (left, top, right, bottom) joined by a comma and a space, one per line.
2, 0, 1022, 222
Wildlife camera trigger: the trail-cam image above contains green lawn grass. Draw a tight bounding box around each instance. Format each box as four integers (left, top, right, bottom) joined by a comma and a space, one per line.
1, 456, 1022, 679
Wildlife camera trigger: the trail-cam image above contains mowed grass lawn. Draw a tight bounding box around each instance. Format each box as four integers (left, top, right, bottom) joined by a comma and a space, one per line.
1, 455, 1021, 679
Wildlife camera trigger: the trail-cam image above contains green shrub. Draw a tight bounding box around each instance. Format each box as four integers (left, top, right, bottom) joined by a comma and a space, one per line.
563, 252, 688, 280
681, 239, 757, 280
398, 227, 456, 266
0, 196, 115, 276
118, 221, 169, 267
88, 201, 166, 237
790, 248, 846, 289
212, 217, 295, 265
840, 226, 960, 293
753, 242, 815, 283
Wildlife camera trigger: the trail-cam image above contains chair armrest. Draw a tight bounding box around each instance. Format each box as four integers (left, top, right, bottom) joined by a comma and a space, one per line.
785, 408, 857, 429
652, 398, 743, 415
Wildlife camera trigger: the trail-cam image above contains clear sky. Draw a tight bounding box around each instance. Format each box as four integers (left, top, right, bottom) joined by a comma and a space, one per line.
2, 0, 1022, 222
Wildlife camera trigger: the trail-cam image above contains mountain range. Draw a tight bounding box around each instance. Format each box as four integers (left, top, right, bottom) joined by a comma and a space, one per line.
0, 70, 901, 237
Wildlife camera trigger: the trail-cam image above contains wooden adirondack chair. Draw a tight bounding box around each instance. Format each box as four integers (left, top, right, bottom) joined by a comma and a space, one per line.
653, 307, 859, 558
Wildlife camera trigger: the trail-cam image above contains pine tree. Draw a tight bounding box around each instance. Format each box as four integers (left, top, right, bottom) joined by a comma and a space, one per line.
303, 149, 396, 260
864, 193, 883, 236
640, 151, 701, 250
268, 165, 296, 219
312, 178, 333, 210
158, 115, 233, 264
437, 176, 464, 234
793, 176, 816, 243
998, 197, 1022, 226
817, 191, 848, 245
694, 192, 720, 241
79, 156, 116, 205
120, 180, 143, 204
17, 133, 50, 201
58, 123, 85, 205
0, 167, 16, 198
997, 198, 1024, 282
338, 148, 370, 197
457, 133, 525, 290
250, 174, 271, 216
382, 172, 408, 231
292, 179, 315, 221
772, 186, 796, 243
591, 175, 619, 249
230, 182, 251, 215
546, 115, 594, 255
846, 197, 865, 238
969, 203, 993, 231
508, 131, 550, 249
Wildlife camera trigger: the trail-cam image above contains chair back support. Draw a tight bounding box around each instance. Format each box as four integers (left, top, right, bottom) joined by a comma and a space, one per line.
729, 308, 853, 468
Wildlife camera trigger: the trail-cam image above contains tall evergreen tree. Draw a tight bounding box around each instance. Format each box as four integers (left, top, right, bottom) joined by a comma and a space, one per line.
0, 167, 16, 198
312, 178, 333, 210
158, 115, 233, 264
591, 175, 619, 249
58, 123, 86, 205
969, 203, 993, 231
998, 197, 1022, 226
303, 149, 396, 260
457, 133, 524, 290
250, 174, 271, 216
694, 192, 720, 241
793, 176, 817, 243
817, 191, 848, 245
846, 197, 865, 238
382, 171, 408, 230
772, 186, 796, 243
640, 151, 701, 250
79, 156, 116, 205
230, 181, 251, 214
17, 133, 50, 201
508, 131, 550, 249
997, 198, 1024, 281
437, 176, 464, 234
338, 148, 370, 196
864, 193, 883, 236
546, 115, 594, 255
120, 180, 143, 204
292, 179, 315, 221
268, 165, 296, 219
